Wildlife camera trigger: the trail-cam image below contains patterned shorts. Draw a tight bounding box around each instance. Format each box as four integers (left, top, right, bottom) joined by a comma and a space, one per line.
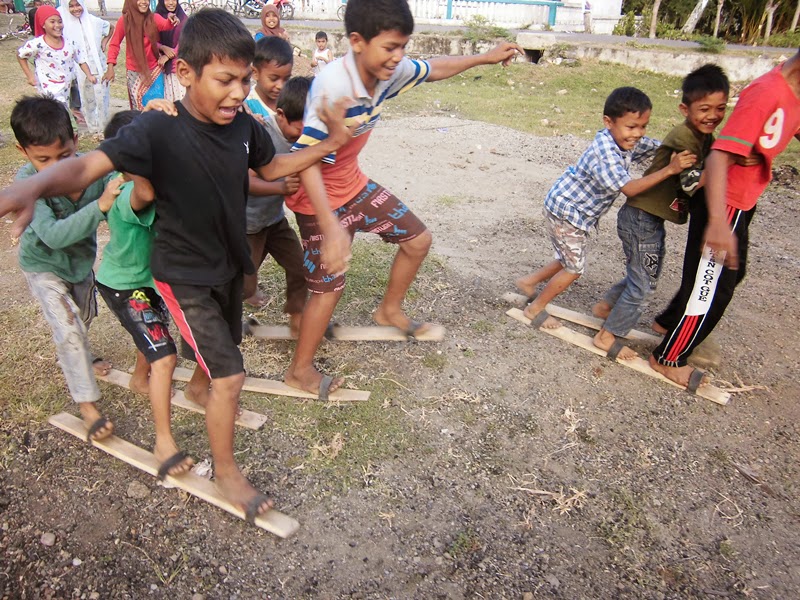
544, 208, 589, 275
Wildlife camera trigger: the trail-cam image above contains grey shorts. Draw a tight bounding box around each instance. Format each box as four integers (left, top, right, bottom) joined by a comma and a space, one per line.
544, 208, 589, 275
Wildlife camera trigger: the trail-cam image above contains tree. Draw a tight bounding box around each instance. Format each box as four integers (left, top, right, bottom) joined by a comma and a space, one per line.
791, 0, 799, 31
649, 0, 663, 38
763, 0, 778, 42
713, 0, 725, 38
682, 0, 711, 33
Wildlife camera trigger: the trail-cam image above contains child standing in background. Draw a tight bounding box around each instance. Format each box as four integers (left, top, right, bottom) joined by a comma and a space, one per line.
311, 30, 332, 75
255, 4, 289, 42
18, 6, 98, 106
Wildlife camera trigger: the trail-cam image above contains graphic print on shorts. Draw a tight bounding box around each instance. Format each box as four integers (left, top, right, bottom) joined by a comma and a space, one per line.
128, 290, 171, 350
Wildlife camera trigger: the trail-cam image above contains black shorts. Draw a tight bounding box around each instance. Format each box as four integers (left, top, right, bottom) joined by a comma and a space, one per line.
154, 275, 244, 379
96, 282, 177, 363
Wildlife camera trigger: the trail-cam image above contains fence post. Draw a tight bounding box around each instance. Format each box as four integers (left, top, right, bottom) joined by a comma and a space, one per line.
446, 0, 453, 19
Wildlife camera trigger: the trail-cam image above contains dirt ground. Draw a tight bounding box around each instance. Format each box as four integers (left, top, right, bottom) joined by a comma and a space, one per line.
1, 114, 800, 599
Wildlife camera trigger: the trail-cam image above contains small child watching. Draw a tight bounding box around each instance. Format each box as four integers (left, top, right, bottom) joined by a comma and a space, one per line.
244, 76, 312, 337
311, 30, 332, 75
255, 3, 289, 42
248, 36, 292, 119
284, 0, 523, 398
591, 65, 730, 360
95, 108, 194, 480
515, 86, 696, 356
18, 6, 97, 106
12, 96, 120, 442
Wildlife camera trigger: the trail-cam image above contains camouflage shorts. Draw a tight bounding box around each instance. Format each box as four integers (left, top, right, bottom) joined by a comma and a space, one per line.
544, 208, 589, 275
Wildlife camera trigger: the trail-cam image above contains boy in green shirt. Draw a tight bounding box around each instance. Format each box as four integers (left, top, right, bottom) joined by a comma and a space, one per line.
95, 108, 194, 480
591, 65, 730, 360
13, 96, 120, 442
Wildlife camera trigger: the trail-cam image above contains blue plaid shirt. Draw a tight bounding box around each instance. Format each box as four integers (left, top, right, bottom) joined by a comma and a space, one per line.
544, 129, 660, 231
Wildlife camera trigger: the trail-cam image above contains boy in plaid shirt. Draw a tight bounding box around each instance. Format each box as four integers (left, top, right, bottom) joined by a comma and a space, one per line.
516, 87, 696, 358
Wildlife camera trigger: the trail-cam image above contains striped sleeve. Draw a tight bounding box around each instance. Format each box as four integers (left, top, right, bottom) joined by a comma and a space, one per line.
712, 86, 775, 157
386, 58, 431, 100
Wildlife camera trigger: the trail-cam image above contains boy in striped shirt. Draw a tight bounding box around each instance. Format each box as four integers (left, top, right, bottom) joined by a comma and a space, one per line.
284, 0, 522, 398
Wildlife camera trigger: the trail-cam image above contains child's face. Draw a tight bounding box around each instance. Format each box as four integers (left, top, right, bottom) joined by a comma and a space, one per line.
68, 0, 83, 18
316, 37, 327, 50
43, 15, 63, 38
276, 110, 303, 143
136, 0, 149, 13
351, 28, 409, 84
603, 110, 651, 151
177, 56, 252, 125
680, 91, 728, 135
164, 0, 178, 11
264, 12, 279, 29
253, 60, 292, 103
17, 138, 77, 172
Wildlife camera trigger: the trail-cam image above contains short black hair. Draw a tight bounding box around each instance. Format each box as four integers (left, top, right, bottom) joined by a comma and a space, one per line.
277, 76, 312, 122
604, 87, 652, 119
104, 110, 141, 140
344, 0, 413, 42
315, 30, 327, 40
179, 8, 254, 75
11, 96, 74, 149
682, 63, 729, 105
254, 35, 293, 68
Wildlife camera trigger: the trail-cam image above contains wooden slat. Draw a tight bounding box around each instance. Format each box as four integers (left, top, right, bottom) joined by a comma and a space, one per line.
246, 322, 446, 342
502, 292, 663, 344
48, 412, 300, 538
171, 367, 370, 402
506, 308, 730, 405
98, 370, 269, 430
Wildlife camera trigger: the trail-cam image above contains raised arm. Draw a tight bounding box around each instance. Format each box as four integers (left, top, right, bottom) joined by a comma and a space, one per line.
426, 41, 523, 82
0, 151, 115, 237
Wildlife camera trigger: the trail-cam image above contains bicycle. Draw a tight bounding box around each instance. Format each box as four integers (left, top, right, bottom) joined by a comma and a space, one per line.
0, 13, 29, 42
337, 0, 346, 20
224, 0, 262, 19
184, 0, 212, 15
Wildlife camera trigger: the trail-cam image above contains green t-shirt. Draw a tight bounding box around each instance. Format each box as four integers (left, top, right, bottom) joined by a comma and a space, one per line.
96, 181, 156, 290
17, 162, 112, 283
625, 122, 713, 224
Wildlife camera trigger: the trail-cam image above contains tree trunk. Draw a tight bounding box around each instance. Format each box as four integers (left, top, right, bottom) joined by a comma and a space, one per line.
713, 0, 724, 38
764, 1, 777, 42
649, 0, 663, 38
682, 0, 711, 34
791, 0, 800, 31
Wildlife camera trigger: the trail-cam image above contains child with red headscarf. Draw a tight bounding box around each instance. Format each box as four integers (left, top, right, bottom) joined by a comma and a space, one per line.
255, 4, 289, 42
103, 0, 177, 110
17, 6, 97, 106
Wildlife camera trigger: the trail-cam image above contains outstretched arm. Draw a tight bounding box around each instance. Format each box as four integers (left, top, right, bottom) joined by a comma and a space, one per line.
0, 151, 115, 237
427, 41, 523, 82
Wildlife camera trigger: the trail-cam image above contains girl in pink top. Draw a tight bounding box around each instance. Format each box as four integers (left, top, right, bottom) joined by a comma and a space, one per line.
103, 0, 177, 110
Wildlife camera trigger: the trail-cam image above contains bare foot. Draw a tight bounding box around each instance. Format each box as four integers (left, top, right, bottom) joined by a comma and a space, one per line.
285, 365, 343, 399
648, 355, 707, 388
592, 300, 613, 320
215, 469, 274, 522
593, 329, 637, 361
373, 305, 433, 337
154, 441, 194, 478
244, 290, 267, 308
514, 277, 537, 299
184, 383, 211, 408
651, 321, 668, 335
129, 374, 149, 395
522, 304, 561, 329
79, 402, 114, 441
289, 313, 302, 339
92, 358, 112, 377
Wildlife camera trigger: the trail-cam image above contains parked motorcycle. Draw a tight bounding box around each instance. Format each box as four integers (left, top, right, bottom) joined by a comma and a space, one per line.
274, 0, 294, 20
225, 0, 264, 19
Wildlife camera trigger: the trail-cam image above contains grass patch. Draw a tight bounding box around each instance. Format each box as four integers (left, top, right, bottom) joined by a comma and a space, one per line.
596, 487, 651, 547
448, 529, 482, 557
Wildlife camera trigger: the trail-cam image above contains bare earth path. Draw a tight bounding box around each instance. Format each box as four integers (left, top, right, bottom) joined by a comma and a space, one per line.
1, 116, 799, 599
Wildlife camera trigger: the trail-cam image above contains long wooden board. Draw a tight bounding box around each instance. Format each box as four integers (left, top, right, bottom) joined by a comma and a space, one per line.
171, 367, 370, 403
245, 321, 446, 342
502, 292, 662, 344
98, 369, 269, 430
506, 308, 730, 405
48, 412, 300, 538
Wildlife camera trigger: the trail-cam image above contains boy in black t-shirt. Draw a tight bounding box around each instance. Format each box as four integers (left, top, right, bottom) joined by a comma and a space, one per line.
0, 9, 352, 525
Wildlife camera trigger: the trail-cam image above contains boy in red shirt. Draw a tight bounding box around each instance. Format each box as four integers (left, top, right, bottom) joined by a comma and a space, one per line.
650, 49, 800, 390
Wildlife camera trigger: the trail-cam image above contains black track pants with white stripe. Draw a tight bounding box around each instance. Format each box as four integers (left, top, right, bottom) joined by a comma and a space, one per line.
653, 198, 755, 367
